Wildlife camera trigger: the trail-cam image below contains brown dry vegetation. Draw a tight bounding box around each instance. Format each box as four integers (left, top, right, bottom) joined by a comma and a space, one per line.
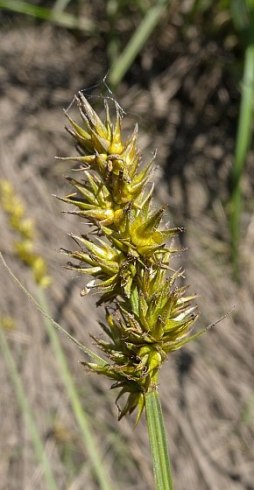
0, 2, 254, 490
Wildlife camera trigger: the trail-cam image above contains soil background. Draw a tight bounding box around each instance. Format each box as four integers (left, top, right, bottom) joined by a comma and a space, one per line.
1, 2, 254, 490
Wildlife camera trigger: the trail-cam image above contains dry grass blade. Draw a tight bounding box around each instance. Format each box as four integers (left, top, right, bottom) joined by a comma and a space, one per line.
0, 252, 106, 366
0, 326, 58, 490
37, 288, 114, 490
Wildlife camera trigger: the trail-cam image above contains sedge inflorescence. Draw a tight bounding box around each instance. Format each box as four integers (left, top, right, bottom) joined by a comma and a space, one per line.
0, 180, 51, 288
59, 93, 199, 420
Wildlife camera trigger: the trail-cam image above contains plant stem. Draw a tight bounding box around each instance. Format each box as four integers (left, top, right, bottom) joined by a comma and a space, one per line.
229, 3, 254, 278
230, 43, 254, 277
145, 388, 173, 490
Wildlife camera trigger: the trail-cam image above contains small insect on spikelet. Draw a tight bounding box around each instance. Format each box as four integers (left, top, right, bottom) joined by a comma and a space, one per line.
58, 93, 200, 421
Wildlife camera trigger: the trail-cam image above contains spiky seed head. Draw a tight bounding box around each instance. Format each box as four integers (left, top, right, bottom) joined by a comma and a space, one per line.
59, 95, 201, 420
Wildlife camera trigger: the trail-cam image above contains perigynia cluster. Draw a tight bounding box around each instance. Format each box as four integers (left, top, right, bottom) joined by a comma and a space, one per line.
59, 93, 200, 420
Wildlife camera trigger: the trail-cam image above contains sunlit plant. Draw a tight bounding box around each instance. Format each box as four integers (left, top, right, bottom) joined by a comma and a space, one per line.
58, 93, 204, 489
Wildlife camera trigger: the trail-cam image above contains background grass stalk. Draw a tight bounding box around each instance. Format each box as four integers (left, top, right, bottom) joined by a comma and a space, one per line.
145, 389, 173, 490
109, 0, 169, 87
230, 5, 254, 277
0, 252, 106, 365
0, 326, 58, 490
53, 0, 72, 13
0, 0, 95, 32
37, 287, 114, 490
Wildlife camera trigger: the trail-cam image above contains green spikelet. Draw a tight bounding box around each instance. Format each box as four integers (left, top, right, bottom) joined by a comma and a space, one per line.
59, 93, 200, 421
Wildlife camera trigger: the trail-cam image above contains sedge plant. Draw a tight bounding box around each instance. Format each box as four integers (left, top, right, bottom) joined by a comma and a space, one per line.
57, 93, 205, 489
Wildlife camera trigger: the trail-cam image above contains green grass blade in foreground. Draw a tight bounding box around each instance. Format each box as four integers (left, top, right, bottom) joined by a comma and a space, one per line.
145, 389, 173, 490
37, 288, 114, 490
0, 0, 95, 32
0, 327, 58, 490
230, 4, 254, 276
109, 0, 169, 87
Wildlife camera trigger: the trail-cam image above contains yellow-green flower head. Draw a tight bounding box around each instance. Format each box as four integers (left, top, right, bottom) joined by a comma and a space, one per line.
116, 199, 183, 259
61, 93, 152, 208
66, 94, 124, 156
60, 95, 201, 420
84, 269, 199, 420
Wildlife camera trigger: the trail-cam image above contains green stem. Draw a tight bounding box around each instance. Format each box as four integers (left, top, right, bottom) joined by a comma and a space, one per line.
145, 388, 173, 490
230, 4, 254, 278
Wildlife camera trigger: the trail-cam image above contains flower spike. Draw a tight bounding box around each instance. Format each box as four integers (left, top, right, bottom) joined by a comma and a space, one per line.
59, 95, 201, 420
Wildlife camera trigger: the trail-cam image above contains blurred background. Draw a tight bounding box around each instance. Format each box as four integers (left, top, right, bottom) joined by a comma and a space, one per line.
0, 1, 254, 489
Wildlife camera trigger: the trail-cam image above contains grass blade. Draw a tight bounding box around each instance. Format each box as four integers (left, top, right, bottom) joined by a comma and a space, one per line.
0, 252, 106, 365
0, 0, 95, 32
230, 5, 254, 276
0, 326, 58, 490
53, 0, 72, 13
109, 0, 169, 87
37, 288, 114, 490
0, 253, 113, 489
